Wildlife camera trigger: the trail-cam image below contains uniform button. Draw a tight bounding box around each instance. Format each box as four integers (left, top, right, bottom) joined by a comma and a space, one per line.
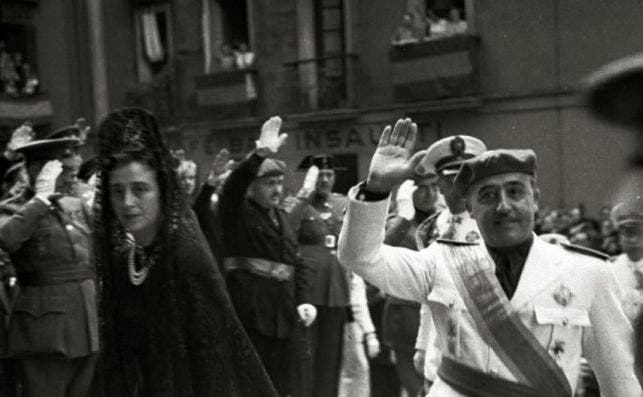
561, 318, 569, 327
448, 300, 455, 308
65, 224, 74, 231
489, 368, 498, 376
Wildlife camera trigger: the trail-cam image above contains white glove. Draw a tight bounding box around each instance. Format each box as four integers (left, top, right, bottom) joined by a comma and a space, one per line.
75, 117, 91, 142
396, 179, 416, 220
6, 123, 34, 159
297, 165, 319, 198
365, 332, 381, 358
35, 160, 63, 200
413, 349, 426, 375
296, 303, 317, 327
255, 116, 287, 154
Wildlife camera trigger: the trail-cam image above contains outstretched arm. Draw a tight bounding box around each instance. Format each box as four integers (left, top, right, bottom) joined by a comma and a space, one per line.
338, 118, 435, 304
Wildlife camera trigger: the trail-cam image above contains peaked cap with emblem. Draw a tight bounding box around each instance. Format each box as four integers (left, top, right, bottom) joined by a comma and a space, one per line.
453, 149, 537, 197
611, 194, 643, 228
418, 135, 487, 177
584, 53, 643, 129
14, 138, 82, 163
584, 54, 643, 166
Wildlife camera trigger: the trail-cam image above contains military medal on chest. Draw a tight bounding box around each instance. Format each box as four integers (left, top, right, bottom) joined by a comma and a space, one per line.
553, 284, 574, 306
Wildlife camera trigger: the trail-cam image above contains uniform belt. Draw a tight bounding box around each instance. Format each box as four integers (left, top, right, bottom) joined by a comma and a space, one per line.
438, 356, 544, 397
298, 234, 337, 249
18, 267, 95, 286
223, 257, 294, 282
387, 296, 421, 308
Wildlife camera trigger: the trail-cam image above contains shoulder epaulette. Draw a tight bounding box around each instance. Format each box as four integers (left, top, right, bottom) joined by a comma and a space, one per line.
560, 242, 610, 261
436, 238, 479, 246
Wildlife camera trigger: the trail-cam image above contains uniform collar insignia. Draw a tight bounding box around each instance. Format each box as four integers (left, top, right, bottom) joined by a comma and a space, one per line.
553, 284, 574, 306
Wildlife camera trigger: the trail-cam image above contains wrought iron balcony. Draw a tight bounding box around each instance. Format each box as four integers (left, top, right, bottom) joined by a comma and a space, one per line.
389, 34, 479, 103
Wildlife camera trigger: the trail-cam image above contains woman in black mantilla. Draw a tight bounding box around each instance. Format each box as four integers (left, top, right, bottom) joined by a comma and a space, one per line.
93, 107, 277, 396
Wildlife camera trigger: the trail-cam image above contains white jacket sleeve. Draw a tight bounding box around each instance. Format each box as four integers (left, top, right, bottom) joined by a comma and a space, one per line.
582, 264, 642, 397
415, 304, 431, 350
338, 185, 435, 304
350, 273, 376, 334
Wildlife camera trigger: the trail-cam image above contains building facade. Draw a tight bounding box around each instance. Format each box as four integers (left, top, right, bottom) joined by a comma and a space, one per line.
3, 0, 642, 211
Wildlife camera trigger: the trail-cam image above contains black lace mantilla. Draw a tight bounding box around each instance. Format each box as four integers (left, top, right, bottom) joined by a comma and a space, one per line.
93, 107, 277, 396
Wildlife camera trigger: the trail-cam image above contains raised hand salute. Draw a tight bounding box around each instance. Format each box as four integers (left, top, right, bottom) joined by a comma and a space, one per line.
366, 118, 427, 194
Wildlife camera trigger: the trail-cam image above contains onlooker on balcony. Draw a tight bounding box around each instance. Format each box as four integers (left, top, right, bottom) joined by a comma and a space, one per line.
424, 10, 448, 39
217, 43, 236, 70
391, 13, 421, 46
445, 7, 468, 35
235, 42, 255, 69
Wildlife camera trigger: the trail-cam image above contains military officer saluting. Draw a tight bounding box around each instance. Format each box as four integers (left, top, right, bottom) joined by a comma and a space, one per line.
338, 118, 641, 396
0, 135, 98, 397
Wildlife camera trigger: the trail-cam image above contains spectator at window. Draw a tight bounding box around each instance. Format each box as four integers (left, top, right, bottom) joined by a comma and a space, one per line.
0, 48, 20, 97
217, 43, 236, 70
234, 42, 255, 69
391, 13, 421, 46
424, 10, 448, 39
445, 7, 468, 35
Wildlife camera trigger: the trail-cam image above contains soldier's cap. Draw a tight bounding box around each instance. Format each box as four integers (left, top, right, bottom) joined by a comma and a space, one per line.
297, 154, 346, 171
417, 135, 487, 177
584, 53, 643, 129
453, 149, 537, 197
46, 125, 81, 140
257, 158, 286, 179
610, 195, 643, 228
14, 138, 82, 163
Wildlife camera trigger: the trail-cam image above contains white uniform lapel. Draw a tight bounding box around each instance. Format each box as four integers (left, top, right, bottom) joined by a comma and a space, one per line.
509, 236, 564, 309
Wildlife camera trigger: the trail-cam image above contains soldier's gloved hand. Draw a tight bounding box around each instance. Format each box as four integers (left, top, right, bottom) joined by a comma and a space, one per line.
206, 148, 231, 187
255, 116, 286, 155
297, 165, 319, 198
35, 160, 63, 201
413, 349, 426, 374
5, 122, 34, 160
365, 332, 381, 358
296, 303, 317, 327
396, 179, 417, 220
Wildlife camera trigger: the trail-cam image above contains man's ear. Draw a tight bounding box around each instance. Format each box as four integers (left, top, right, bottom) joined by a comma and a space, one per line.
533, 187, 541, 214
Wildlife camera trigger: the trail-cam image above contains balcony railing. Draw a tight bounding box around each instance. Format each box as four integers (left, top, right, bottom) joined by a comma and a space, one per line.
192, 69, 258, 120
389, 34, 479, 103
284, 53, 359, 112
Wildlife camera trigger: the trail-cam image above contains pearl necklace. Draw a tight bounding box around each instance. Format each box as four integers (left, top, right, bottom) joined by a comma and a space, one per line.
126, 233, 153, 286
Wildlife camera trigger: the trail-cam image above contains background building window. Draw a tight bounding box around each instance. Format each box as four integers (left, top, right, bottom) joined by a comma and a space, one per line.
134, 4, 172, 83
202, 0, 254, 74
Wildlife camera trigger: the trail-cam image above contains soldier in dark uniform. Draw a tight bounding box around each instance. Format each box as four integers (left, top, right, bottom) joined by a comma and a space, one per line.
0, 136, 98, 397
219, 116, 317, 396
287, 154, 352, 397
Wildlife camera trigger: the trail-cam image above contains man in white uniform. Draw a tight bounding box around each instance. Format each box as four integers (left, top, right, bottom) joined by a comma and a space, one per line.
338, 118, 641, 397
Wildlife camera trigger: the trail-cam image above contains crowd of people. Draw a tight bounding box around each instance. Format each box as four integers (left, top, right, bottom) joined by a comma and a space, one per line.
216, 42, 255, 71
0, 55, 642, 397
391, 7, 468, 46
0, 43, 40, 97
